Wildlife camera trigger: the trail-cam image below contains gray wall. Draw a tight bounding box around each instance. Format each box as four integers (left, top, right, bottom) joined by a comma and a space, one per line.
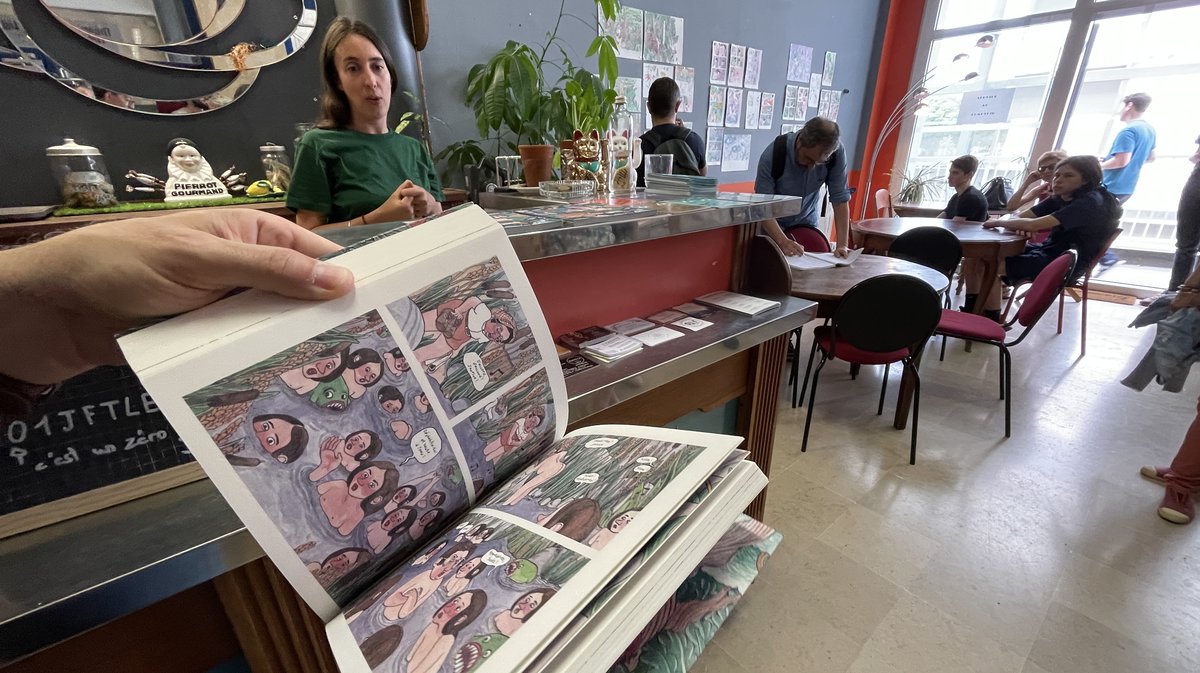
422, 0, 888, 185
0, 0, 886, 206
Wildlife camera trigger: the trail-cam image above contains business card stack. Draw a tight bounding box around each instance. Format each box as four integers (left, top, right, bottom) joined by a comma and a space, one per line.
581, 334, 644, 363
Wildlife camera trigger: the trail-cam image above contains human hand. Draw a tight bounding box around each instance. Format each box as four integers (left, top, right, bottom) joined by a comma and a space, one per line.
397, 181, 443, 218
370, 180, 418, 223
1170, 290, 1200, 312
772, 234, 805, 257
0, 209, 354, 384
833, 243, 850, 258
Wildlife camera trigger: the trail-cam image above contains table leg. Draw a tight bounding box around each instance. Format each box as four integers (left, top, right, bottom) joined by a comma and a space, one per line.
892, 345, 927, 430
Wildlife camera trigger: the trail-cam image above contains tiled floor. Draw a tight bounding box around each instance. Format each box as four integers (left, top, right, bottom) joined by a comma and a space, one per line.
694, 297, 1200, 672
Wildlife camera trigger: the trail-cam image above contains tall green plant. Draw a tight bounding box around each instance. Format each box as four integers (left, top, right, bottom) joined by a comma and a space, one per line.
436, 0, 621, 183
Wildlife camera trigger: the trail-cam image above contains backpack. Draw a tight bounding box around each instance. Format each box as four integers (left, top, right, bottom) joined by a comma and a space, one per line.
981, 176, 1014, 211
641, 125, 702, 176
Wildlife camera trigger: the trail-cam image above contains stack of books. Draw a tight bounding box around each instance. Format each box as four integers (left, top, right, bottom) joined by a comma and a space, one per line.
645, 173, 719, 196
581, 333, 644, 363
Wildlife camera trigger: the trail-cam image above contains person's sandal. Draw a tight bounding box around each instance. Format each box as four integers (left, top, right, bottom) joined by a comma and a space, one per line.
1157, 486, 1194, 525
1140, 465, 1172, 484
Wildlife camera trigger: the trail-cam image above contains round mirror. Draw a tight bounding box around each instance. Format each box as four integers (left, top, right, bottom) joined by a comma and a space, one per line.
39, 0, 245, 48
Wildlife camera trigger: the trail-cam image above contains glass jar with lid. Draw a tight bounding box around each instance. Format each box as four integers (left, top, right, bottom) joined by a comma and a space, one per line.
259, 142, 292, 191
46, 137, 118, 208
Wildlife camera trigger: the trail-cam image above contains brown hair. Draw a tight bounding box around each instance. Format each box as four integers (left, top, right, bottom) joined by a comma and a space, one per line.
316, 17, 398, 129
1058, 155, 1123, 221
360, 624, 404, 668
797, 117, 841, 150
543, 498, 601, 541
1122, 92, 1151, 113
950, 155, 979, 175
441, 590, 488, 636
1036, 150, 1069, 170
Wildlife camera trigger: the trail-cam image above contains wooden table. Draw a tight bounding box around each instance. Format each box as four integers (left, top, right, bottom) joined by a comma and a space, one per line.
853, 217, 1026, 314
790, 254, 949, 430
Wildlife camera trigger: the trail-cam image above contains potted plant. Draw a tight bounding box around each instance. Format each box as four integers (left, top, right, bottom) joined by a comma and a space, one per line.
437, 0, 620, 186
890, 164, 943, 206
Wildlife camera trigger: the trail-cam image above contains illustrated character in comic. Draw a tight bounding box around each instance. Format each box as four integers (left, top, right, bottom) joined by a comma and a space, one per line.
378, 386, 405, 414
498, 559, 538, 588
410, 540, 447, 566
454, 523, 495, 545
492, 587, 556, 636
453, 633, 506, 673
442, 555, 486, 596
408, 507, 444, 541
538, 498, 601, 542
360, 624, 404, 669
309, 429, 382, 481
307, 377, 351, 412
482, 407, 546, 464
503, 445, 568, 505
251, 414, 308, 464
417, 293, 517, 383
317, 460, 399, 536
342, 348, 384, 399
306, 547, 371, 588
586, 508, 640, 550
413, 392, 432, 414
405, 590, 488, 673
367, 506, 418, 553
384, 347, 411, 377
278, 342, 351, 395
383, 541, 476, 620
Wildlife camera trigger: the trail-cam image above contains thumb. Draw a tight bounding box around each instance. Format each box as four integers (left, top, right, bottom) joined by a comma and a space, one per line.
204, 238, 355, 300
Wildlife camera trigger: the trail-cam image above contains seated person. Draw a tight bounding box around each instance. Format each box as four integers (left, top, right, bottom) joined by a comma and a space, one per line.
1007, 150, 1069, 212
636, 77, 706, 186
936, 155, 989, 223
288, 18, 442, 231
964, 155, 1121, 320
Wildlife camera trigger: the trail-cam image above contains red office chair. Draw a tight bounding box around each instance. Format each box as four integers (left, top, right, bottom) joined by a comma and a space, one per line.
1002, 229, 1121, 357
786, 226, 832, 407
936, 251, 1077, 437
801, 274, 942, 465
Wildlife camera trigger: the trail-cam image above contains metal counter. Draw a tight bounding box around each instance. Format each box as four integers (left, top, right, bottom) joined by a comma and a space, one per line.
0, 192, 810, 664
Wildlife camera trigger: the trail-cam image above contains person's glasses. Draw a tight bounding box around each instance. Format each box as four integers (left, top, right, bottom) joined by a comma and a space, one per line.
1037, 165, 1056, 172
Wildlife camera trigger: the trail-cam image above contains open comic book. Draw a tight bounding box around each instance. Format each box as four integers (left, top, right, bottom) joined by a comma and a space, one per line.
118, 205, 767, 673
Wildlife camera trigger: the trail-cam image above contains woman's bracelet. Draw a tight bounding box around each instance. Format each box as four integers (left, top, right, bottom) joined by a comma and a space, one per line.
1177, 284, 1200, 293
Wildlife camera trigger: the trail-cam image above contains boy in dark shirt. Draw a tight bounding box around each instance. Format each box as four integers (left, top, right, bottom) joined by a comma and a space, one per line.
938, 155, 989, 222
637, 77, 707, 187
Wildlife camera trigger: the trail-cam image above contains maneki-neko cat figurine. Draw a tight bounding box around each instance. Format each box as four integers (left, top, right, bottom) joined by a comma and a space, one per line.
566, 129, 606, 190
125, 138, 246, 201
607, 129, 639, 194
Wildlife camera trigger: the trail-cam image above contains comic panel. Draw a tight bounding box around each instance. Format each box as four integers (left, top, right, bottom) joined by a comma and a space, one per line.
476, 435, 705, 551
183, 310, 471, 605
451, 369, 556, 493
342, 513, 588, 673
384, 258, 541, 421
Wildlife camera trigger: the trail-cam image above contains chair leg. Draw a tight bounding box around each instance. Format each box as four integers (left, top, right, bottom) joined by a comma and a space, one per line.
796, 337, 819, 407
1081, 281, 1088, 357
789, 327, 802, 407
877, 364, 890, 415
1003, 347, 1011, 438
801, 355, 828, 454
1056, 289, 1064, 335
940, 333, 948, 361
998, 342, 1005, 400
906, 361, 921, 465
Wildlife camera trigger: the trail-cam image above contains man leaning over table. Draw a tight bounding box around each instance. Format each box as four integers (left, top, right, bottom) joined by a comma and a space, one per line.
754, 117, 851, 258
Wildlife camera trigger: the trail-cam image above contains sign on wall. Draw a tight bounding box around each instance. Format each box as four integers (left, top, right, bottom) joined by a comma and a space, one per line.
957, 89, 1016, 125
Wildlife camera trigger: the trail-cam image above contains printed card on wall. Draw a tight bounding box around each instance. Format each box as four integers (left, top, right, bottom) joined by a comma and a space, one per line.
758, 92, 776, 129
782, 85, 799, 121
598, 6, 643, 60
706, 85, 726, 127
709, 41, 729, 85
721, 134, 751, 172
744, 91, 762, 130
744, 47, 763, 90
723, 88, 743, 128
727, 44, 747, 89
808, 73, 821, 109
787, 43, 813, 82
817, 89, 832, 119
674, 66, 695, 114
796, 87, 810, 118
822, 51, 837, 87
615, 76, 642, 115
643, 12, 684, 65
642, 63, 674, 97
705, 128, 724, 166
827, 90, 842, 122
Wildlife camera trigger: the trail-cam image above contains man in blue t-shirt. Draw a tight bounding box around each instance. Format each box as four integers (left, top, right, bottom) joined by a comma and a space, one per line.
1098, 92, 1155, 268
753, 117, 852, 257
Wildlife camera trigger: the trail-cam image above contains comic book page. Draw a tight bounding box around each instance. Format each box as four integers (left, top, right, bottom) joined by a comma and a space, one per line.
119, 206, 568, 619
324, 425, 743, 673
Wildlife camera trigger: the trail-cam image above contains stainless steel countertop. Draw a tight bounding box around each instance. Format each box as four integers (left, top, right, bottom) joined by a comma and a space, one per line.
0, 296, 816, 664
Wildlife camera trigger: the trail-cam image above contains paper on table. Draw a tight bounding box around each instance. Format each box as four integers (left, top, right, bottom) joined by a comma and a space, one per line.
672, 317, 713, 331
632, 326, 686, 346
787, 248, 862, 270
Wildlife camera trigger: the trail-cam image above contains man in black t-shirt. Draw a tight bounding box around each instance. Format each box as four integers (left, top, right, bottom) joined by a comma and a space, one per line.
636, 77, 707, 187
937, 154, 989, 222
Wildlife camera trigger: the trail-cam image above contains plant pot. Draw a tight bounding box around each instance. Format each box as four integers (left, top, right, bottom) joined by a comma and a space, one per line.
518, 144, 555, 186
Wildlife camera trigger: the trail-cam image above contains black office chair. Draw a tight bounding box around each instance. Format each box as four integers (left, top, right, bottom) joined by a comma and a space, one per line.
801, 274, 942, 465
887, 226, 963, 359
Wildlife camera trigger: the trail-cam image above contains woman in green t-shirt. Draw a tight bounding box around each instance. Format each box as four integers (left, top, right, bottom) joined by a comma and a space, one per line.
288, 18, 443, 231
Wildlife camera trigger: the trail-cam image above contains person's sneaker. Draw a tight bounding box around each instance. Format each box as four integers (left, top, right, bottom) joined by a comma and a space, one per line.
1140, 465, 1172, 484
1157, 486, 1194, 525
1097, 257, 1125, 273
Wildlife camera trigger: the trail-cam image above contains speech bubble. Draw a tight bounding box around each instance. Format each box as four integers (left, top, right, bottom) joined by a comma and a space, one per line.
411, 428, 442, 463
633, 465, 651, 473
482, 549, 512, 566
585, 437, 618, 449
574, 472, 600, 484
464, 352, 490, 391
635, 456, 657, 464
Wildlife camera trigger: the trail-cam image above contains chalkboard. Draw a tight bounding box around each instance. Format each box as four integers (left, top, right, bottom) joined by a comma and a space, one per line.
0, 365, 200, 535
